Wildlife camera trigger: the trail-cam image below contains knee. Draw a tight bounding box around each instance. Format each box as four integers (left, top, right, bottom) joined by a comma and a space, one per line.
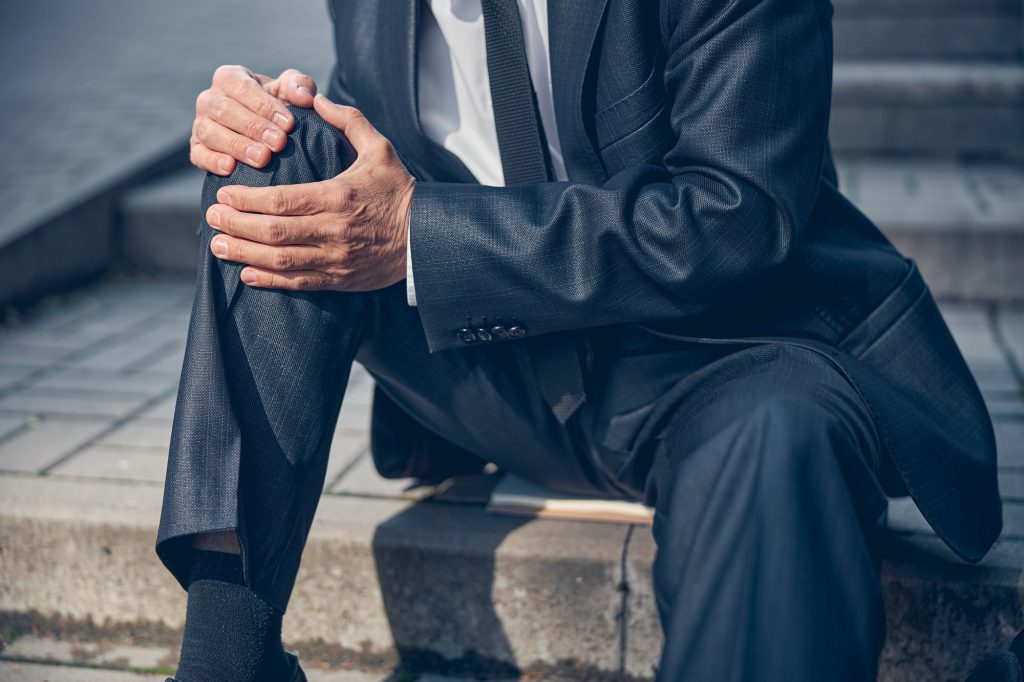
206, 105, 356, 193
727, 382, 880, 510
744, 391, 851, 473
277, 104, 357, 180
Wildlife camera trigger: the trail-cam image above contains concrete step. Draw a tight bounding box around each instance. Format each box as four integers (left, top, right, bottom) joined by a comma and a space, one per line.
118, 169, 205, 273
832, 0, 1023, 61
117, 159, 1024, 302
831, 62, 1024, 158
0, 637, 524, 681
2, 470, 1023, 681
835, 159, 1024, 302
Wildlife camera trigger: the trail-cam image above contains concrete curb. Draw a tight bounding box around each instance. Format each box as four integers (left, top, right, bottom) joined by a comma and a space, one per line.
2, 474, 1021, 681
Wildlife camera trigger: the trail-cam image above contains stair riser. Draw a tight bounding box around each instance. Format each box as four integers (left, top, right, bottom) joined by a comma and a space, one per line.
2, 505, 1016, 682
833, 0, 1019, 13
835, 17, 1022, 61
829, 105, 1023, 158
624, 534, 1021, 681
884, 227, 1024, 302
119, 205, 199, 272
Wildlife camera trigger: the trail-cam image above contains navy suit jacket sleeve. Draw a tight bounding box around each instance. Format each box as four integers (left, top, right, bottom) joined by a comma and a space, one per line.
408, 0, 832, 352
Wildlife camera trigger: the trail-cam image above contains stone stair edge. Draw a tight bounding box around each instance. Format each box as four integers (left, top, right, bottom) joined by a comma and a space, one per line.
0, 472, 1020, 681
832, 62, 1024, 104
831, 0, 1021, 15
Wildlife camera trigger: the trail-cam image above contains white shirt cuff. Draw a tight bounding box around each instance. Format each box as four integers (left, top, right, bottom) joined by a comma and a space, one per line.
405, 211, 417, 307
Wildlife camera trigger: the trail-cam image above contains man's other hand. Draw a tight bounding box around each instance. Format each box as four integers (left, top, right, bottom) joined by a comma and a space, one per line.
205, 95, 415, 293
190, 65, 318, 175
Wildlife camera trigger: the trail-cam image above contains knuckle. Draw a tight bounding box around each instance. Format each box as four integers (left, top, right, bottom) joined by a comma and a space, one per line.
196, 117, 212, 140
336, 186, 357, 210
372, 139, 392, 159
209, 95, 230, 120
334, 245, 351, 268
212, 64, 235, 82
251, 93, 276, 117
269, 189, 288, 214
196, 88, 212, 111
244, 117, 265, 139
272, 250, 293, 270
265, 222, 287, 244
231, 135, 251, 158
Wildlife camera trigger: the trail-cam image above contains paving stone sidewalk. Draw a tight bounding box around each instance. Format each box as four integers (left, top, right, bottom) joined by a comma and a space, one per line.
0, 275, 1021, 499
0, 0, 335, 247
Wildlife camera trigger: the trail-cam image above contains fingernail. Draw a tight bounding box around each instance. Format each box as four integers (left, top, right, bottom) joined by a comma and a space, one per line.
273, 111, 291, 128
217, 157, 234, 173
262, 129, 284, 147
241, 269, 257, 284
207, 207, 221, 227
245, 144, 264, 164
211, 237, 228, 256
217, 188, 231, 204
295, 82, 313, 97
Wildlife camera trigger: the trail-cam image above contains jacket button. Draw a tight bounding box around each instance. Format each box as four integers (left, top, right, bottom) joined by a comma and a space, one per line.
475, 328, 492, 342
458, 328, 478, 344
489, 325, 508, 339
507, 325, 527, 338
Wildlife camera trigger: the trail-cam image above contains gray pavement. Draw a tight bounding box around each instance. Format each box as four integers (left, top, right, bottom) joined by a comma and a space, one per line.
0, 0, 335, 247
1, 277, 1020, 495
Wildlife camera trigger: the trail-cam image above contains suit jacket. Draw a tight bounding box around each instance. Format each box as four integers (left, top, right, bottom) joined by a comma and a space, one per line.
326, 0, 1002, 562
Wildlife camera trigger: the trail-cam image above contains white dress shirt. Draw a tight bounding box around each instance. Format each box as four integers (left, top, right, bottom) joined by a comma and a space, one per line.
407, 0, 566, 306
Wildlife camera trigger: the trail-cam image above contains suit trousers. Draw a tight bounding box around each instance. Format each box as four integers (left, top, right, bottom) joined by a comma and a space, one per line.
158, 108, 889, 681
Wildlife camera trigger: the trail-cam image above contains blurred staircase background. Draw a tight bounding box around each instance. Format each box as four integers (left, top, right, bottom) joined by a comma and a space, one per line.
830, 0, 1024, 301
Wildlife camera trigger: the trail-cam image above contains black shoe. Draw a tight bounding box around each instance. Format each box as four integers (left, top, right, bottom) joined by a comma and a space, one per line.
966, 651, 1023, 682
165, 651, 306, 682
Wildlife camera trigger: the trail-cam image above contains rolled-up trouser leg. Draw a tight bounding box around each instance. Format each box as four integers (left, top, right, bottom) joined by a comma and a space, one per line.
157, 106, 368, 612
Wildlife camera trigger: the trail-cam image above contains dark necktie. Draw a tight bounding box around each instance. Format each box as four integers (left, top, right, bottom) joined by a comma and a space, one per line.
480, 0, 586, 423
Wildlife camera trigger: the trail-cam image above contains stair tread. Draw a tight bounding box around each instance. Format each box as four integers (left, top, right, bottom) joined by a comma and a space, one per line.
833, 61, 1024, 103
835, 158, 1024, 231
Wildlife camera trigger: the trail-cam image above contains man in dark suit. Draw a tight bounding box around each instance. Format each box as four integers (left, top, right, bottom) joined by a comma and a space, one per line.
158, 0, 1002, 680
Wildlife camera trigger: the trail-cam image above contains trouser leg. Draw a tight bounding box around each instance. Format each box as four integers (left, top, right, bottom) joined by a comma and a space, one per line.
156, 104, 613, 613
647, 345, 889, 682
157, 106, 370, 612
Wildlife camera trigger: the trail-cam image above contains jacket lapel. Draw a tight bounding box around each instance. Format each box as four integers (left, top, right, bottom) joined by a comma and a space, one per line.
548, 0, 610, 184
374, 0, 477, 183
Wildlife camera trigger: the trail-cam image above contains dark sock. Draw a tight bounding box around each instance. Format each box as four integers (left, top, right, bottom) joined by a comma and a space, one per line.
174, 550, 291, 682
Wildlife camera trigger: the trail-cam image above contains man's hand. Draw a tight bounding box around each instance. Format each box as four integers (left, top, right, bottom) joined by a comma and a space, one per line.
206, 95, 415, 292
191, 65, 318, 175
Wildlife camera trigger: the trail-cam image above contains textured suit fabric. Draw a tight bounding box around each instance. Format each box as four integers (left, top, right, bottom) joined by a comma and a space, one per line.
646, 344, 887, 681
324, 0, 1000, 562
159, 120, 889, 675
479, 0, 587, 423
